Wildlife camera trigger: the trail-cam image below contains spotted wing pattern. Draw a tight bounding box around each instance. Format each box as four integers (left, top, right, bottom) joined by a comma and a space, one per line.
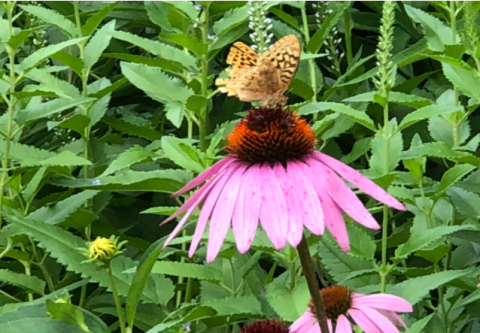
215, 35, 301, 106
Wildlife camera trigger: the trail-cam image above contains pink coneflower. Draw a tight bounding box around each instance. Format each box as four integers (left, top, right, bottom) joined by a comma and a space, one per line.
162, 107, 405, 262
290, 285, 413, 333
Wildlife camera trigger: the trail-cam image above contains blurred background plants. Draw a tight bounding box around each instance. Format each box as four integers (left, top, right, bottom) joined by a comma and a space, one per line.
0, 1, 479, 332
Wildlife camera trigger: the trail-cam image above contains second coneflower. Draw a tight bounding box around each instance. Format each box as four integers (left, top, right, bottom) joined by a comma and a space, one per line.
162, 107, 405, 262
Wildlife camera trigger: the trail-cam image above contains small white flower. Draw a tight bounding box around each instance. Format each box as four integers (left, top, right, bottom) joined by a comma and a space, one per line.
91, 180, 101, 186
195, 3, 203, 11
182, 323, 192, 332
208, 34, 216, 40
266, 24, 273, 30
251, 44, 258, 50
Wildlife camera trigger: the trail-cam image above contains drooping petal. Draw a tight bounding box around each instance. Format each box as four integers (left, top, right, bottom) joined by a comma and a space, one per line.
382, 311, 408, 330
273, 163, 303, 247
188, 163, 240, 257
232, 165, 261, 253
288, 161, 324, 235
309, 167, 350, 252
355, 307, 400, 333
308, 158, 380, 230
206, 164, 247, 262
352, 293, 413, 313
289, 311, 313, 333
306, 321, 322, 333
313, 151, 405, 211
259, 164, 289, 249
348, 308, 383, 333
172, 157, 236, 197
335, 315, 352, 333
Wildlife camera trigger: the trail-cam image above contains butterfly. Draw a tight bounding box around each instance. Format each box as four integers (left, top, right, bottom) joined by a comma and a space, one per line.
215, 35, 301, 107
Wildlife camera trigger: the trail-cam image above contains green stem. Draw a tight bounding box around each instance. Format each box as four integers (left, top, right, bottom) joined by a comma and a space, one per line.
199, 9, 210, 152
0, 6, 17, 230
79, 283, 87, 308
380, 205, 389, 293
297, 236, 330, 333
108, 266, 126, 333
301, 3, 316, 103
343, 3, 353, 63
449, 2, 459, 107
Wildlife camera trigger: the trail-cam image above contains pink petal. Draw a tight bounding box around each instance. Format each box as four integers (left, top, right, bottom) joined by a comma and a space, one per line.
232, 165, 261, 253
352, 293, 413, 313
188, 164, 240, 257
309, 167, 350, 252
259, 164, 288, 250
288, 161, 324, 235
172, 157, 236, 197
306, 322, 322, 333
308, 158, 379, 230
355, 307, 400, 333
348, 308, 383, 333
335, 315, 352, 333
206, 164, 247, 262
273, 163, 303, 247
290, 311, 314, 333
383, 311, 408, 330
313, 152, 405, 211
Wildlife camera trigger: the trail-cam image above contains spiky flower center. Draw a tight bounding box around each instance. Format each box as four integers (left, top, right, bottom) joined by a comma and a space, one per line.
226, 107, 316, 164
240, 320, 289, 333
309, 285, 352, 320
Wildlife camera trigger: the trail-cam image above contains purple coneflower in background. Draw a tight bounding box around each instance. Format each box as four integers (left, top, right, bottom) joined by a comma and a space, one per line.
290, 285, 412, 333
162, 107, 405, 262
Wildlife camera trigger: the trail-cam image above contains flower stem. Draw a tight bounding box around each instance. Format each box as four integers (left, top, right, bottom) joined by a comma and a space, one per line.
108, 265, 126, 333
380, 205, 389, 293
301, 3, 316, 103
343, 5, 353, 63
199, 8, 210, 152
297, 236, 329, 333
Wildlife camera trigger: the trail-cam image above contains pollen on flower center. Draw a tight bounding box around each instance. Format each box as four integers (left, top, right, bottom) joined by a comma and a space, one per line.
309, 285, 353, 320
226, 107, 316, 164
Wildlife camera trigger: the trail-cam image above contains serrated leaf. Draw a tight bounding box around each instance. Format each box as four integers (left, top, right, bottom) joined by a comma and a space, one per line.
436, 164, 476, 197
298, 102, 375, 131
121, 62, 194, 105
49, 114, 90, 135
370, 122, 403, 175
19, 4, 77, 37
269, 7, 299, 29
402, 142, 480, 167
159, 33, 207, 55
289, 78, 314, 100
82, 2, 117, 36
162, 136, 204, 173
394, 226, 472, 260
399, 104, 462, 130
22, 166, 47, 204
19, 37, 88, 72
341, 137, 372, 164
405, 5, 460, 52
388, 269, 472, 305
7, 28, 36, 51
101, 146, 157, 177
144, 1, 174, 32
25, 68, 81, 98
204, 295, 262, 316
51, 52, 84, 75
84, 20, 115, 70
165, 102, 185, 128
101, 116, 161, 141
102, 53, 182, 74
51, 169, 191, 193
213, 5, 249, 36
447, 187, 480, 219
266, 277, 309, 321
46, 300, 89, 332
113, 31, 196, 69
442, 62, 480, 102
0, 269, 45, 295
148, 261, 221, 281
344, 91, 433, 109
16, 97, 95, 124
28, 190, 99, 225
23, 150, 91, 168
348, 224, 376, 260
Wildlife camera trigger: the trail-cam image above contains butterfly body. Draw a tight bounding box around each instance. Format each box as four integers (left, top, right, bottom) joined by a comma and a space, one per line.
216, 35, 301, 106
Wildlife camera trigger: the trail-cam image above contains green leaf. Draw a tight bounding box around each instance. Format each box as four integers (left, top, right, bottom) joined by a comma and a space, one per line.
51, 52, 84, 75
25, 68, 81, 98
394, 226, 472, 260
19, 4, 77, 37
405, 5, 460, 52
447, 187, 480, 219
101, 116, 162, 141
46, 300, 89, 332
120, 62, 194, 105
162, 136, 204, 173
144, 1, 174, 32
203, 295, 262, 316
113, 31, 196, 69
102, 53, 182, 74
388, 269, 472, 305
341, 138, 372, 164
266, 277, 309, 321
213, 5, 249, 36
298, 102, 376, 131
7, 28, 36, 51
344, 91, 433, 109
82, 2, 117, 36
0, 269, 45, 295
84, 20, 115, 70
149, 261, 221, 281
289, 79, 314, 100
101, 146, 157, 177
165, 102, 186, 128
306, 2, 350, 53
268, 7, 299, 29
442, 62, 480, 102
402, 142, 480, 167
399, 104, 462, 130
49, 114, 90, 135
28, 190, 99, 225
348, 224, 376, 260
16, 97, 95, 125
19, 37, 88, 72
159, 33, 207, 56
22, 166, 47, 204
51, 169, 192, 193
370, 121, 403, 175
436, 164, 476, 197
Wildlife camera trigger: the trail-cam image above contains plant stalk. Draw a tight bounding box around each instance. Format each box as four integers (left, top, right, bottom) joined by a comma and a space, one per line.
199, 8, 210, 152
108, 266, 126, 333
301, 3, 317, 103
297, 236, 329, 333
